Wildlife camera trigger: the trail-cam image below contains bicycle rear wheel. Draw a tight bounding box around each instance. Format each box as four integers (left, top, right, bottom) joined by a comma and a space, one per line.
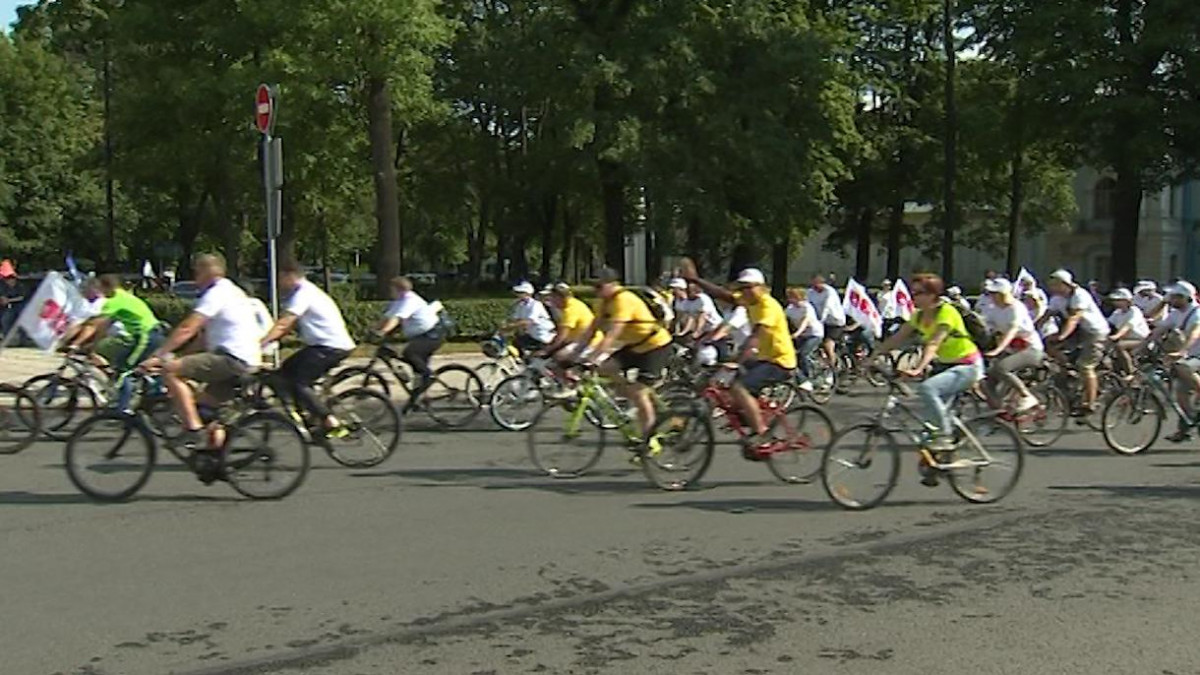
324, 388, 402, 468
222, 412, 310, 499
948, 416, 1023, 504
767, 403, 834, 484
25, 374, 98, 441
640, 406, 714, 491
325, 367, 391, 399
809, 360, 837, 405
1017, 383, 1069, 448
527, 403, 606, 478
820, 423, 900, 510
489, 374, 544, 431
1101, 386, 1164, 455
65, 412, 156, 501
423, 365, 485, 428
0, 384, 40, 454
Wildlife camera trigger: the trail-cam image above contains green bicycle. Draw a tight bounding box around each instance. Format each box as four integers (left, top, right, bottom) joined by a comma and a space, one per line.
526, 365, 714, 490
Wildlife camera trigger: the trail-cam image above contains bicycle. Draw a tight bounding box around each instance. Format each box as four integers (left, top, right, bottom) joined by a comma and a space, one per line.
64, 372, 310, 502
489, 356, 573, 432
0, 383, 42, 454
820, 369, 1024, 510
1100, 353, 1192, 455
475, 334, 524, 397
955, 364, 1070, 448
526, 364, 715, 491
326, 342, 485, 428
24, 351, 111, 440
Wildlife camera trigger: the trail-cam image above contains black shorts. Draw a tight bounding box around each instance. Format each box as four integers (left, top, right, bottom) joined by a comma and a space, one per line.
824, 324, 845, 341
612, 344, 672, 385
738, 360, 792, 394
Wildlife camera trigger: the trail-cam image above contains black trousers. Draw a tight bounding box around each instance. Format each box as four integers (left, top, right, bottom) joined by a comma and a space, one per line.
280, 345, 350, 419
402, 329, 446, 387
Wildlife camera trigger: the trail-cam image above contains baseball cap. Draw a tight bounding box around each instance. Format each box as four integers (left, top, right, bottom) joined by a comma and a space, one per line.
590, 267, 622, 286
984, 278, 1013, 294
1165, 281, 1197, 298
1048, 269, 1074, 285
512, 281, 535, 295
1134, 280, 1157, 293
668, 278, 687, 290
735, 268, 766, 286
1108, 288, 1133, 301
946, 286, 962, 296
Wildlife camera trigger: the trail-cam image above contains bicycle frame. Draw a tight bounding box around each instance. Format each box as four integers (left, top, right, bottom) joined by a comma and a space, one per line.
875, 384, 1002, 472
562, 373, 641, 441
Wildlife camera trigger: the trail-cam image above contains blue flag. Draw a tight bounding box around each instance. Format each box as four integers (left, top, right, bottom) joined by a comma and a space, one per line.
65, 252, 81, 282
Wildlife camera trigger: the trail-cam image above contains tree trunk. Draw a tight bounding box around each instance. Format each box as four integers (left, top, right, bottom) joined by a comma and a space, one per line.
598, 159, 625, 276
686, 214, 703, 275
771, 234, 790, 300
176, 187, 208, 280
467, 196, 488, 284
539, 194, 557, 283
728, 239, 758, 282
854, 208, 873, 281
511, 234, 530, 281
886, 201, 904, 280
559, 201, 573, 282
320, 209, 333, 293
941, 0, 958, 283
1006, 151, 1024, 278
367, 75, 402, 296
1111, 168, 1143, 286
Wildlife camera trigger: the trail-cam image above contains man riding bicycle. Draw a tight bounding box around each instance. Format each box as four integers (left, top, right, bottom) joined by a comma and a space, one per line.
507, 281, 556, 355
376, 276, 445, 396
1138, 281, 1200, 443
537, 283, 602, 366
259, 259, 356, 437
1045, 269, 1109, 416
808, 274, 845, 371
67, 274, 166, 407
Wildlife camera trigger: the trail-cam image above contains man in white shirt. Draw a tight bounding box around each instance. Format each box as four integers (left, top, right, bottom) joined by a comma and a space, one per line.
507, 281, 556, 354
144, 254, 265, 458
667, 278, 688, 333
378, 276, 444, 393
1106, 288, 1149, 377
808, 274, 846, 368
1141, 282, 1200, 442
261, 259, 356, 436
677, 283, 724, 340
786, 287, 823, 384
1133, 280, 1166, 325
1046, 268, 1110, 414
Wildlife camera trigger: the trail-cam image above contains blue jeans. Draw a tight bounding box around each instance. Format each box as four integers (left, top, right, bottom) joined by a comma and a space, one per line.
917, 360, 984, 437
795, 336, 821, 378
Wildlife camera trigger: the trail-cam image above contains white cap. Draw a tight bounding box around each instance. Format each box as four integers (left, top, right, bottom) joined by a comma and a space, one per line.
947, 286, 963, 296
736, 268, 766, 286
1166, 281, 1197, 298
668, 278, 687, 290
1048, 269, 1074, 285
1108, 288, 1133, 301
984, 278, 1013, 294
512, 281, 535, 295
1134, 280, 1157, 293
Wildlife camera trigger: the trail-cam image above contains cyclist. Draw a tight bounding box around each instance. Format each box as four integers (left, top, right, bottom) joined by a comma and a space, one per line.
377, 276, 445, 396
681, 263, 797, 451
67, 274, 166, 407
704, 294, 752, 365
143, 254, 263, 455
875, 274, 983, 471
676, 282, 724, 342
786, 287, 822, 390
808, 274, 845, 372
1106, 288, 1150, 377
537, 283, 602, 366
507, 281, 556, 356
946, 286, 972, 314
1140, 281, 1200, 443
259, 259, 356, 436
573, 267, 673, 441
1133, 280, 1167, 325
877, 279, 906, 338
667, 278, 688, 332
1045, 268, 1109, 416
980, 278, 1042, 413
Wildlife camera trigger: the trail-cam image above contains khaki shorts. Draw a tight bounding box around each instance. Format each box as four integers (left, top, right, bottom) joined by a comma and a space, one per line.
176, 353, 251, 403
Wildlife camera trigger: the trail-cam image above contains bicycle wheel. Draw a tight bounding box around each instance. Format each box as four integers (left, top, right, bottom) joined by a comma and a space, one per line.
640, 406, 715, 491
809, 361, 837, 405
141, 393, 185, 441
324, 388, 402, 468
527, 402, 606, 478
474, 361, 510, 396
222, 412, 310, 499
760, 381, 798, 410
767, 403, 835, 484
489, 374, 544, 431
948, 416, 1024, 504
325, 367, 391, 399
422, 364, 485, 428
820, 423, 901, 510
0, 385, 40, 454
24, 374, 99, 441
1101, 386, 1164, 456
65, 412, 156, 501
1016, 383, 1069, 448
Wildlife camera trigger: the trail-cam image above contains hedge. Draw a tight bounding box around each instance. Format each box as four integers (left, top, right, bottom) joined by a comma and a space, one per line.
145, 296, 514, 342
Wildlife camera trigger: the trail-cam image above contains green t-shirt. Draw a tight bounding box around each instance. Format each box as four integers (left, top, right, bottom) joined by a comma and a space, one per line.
101, 289, 160, 338
908, 302, 980, 364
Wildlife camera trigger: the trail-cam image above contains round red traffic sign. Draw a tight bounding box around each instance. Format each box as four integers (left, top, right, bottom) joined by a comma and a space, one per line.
255, 84, 274, 135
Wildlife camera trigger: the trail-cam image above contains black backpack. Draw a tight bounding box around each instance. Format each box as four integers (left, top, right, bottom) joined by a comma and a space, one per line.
950, 304, 991, 348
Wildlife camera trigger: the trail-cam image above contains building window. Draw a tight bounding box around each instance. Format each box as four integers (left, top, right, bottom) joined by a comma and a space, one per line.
1094, 178, 1117, 220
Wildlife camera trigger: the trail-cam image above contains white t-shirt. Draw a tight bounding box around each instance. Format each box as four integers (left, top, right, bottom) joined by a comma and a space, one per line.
193, 278, 263, 367
1064, 287, 1109, 336
786, 302, 824, 339
989, 301, 1043, 352
975, 293, 996, 316
385, 292, 440, 339
808, 286, 846, 327
1160, 302, 1200, 357
724, 306, 752, 349
1021, 286, 1048, 320
877, 291, 901, 320
678, 293, 724, 333
1134, 292, 1164, 319
284, 280, 355, 351
510, 297, 555, 344
1107, 306, 1150, 341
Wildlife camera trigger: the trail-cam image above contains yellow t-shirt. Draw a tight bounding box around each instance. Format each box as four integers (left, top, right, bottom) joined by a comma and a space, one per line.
908, 302, 981, 364
559, 296, 602, 346
594, 288, 673, 354
745, 294, 798, 370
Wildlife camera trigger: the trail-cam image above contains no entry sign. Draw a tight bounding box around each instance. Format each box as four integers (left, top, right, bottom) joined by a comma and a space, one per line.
255, 84, 274, 135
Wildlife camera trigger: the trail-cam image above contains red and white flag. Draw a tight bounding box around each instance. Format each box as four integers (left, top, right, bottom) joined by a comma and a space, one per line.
843, 278, 883, 338
893, 278, 915, 319
15, 272, 88, 351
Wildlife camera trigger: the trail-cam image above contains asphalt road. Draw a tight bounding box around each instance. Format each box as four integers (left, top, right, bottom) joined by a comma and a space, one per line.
3, 391, 1200, 675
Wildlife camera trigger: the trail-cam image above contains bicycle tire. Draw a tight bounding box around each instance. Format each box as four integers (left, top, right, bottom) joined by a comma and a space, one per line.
808, 361, 837, 405
820, 423, 901, 511
24, 373, 99, 441
422, 364, 486, 428
640, 405, 715, 491
489, 373, 544, 432
527, 402, 606, 478
0, 384, 41, 454
222, 411, 310, 500
1016, 383, 1070, 448
767, 403, 834, 484
948, 416, 1024, 504
325, 367, 392, 399
323, 388, 403, 468
1101, 386, 1164, 456
65, 411, 157, 502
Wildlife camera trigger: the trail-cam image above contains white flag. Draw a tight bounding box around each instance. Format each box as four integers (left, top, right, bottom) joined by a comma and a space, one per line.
843, 278, 884, 338
15, 272, 89, 351
893, 278, 915, 320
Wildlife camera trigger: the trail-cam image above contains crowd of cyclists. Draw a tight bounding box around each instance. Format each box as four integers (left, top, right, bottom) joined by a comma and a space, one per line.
7, 250, 1200, 505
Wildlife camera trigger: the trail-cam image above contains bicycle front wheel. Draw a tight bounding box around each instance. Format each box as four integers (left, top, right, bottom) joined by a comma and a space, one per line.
489, 374, 544, 431
767, 403, 835, 484
527, 402, 606, 478
948, 416, 1024, 504
0, 384, 40, 454
25, 374, 98, 441
65, 411, 156, 502
1017, 383, 1069, 448
820, 423, 900, 510
1101, 386, 1164, 456
222, 412, 310, 500
325, 388, 403, 468
640, 405, 715, 491
423, 365, 485, 428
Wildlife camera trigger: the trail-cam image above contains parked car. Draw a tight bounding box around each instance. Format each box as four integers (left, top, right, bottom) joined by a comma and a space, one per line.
410, 272, 437, 285
171, 281, 201, 300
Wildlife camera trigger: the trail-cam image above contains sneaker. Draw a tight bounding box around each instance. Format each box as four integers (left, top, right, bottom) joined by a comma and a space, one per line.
324, 424, 351, 440
1166, 430, 1192, 443
1015, 395, 1040, 413
798, 380, 815, 393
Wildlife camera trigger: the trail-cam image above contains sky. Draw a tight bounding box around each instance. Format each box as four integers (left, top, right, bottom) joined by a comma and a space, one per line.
1, 1, 23, 32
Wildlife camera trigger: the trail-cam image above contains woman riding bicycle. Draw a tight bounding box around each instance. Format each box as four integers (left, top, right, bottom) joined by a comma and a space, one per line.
979, 278, 1043, 413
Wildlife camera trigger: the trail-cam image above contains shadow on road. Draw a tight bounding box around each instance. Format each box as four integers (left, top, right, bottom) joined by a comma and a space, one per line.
1048, 483, 1200, 499
349, 467, 772, 496
631, 497, 950, 514
0, 490, 241, 505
